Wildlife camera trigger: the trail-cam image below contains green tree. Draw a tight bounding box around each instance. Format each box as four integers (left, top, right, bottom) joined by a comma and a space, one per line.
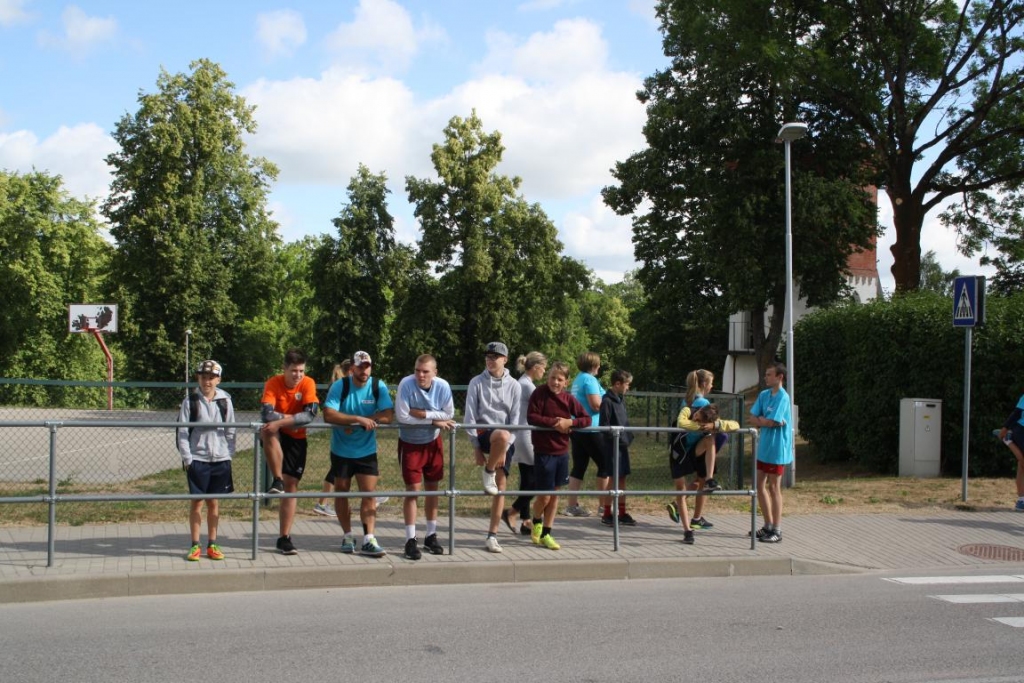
0, 170, 113, 389
604, 0, 878, 382
310, 165, 403, 377
804, 0, 1024, 292
919, 250, 960, 297
102, 59, 280, 381
405, 112, 590, 380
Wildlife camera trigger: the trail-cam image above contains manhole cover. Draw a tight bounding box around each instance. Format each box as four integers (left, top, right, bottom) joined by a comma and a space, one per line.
958, 544, 1024, 562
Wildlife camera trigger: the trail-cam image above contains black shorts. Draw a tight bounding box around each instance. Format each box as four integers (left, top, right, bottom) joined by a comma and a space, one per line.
478, 430, 516, 475
330, 452, 380, 480
186, 460, 234, 495
607, 445, 631, 478
669, 447, 702, 480
534, 453, 570, 491
280, 432, 308, 480
570, 431, 608, 479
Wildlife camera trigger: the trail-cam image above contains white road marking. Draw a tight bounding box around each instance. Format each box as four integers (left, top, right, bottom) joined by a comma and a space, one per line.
989, 617, 1024, 627
931, 594, 1024, 603
885, 575, 1024, 585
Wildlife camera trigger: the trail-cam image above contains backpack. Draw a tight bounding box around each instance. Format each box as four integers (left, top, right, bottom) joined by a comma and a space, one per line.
669, 431, 690, 463
338, 376, 381, 404
177, 391, 229, 444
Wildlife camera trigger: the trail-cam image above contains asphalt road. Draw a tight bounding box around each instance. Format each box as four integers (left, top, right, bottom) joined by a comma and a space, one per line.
2, 569, 1023, 683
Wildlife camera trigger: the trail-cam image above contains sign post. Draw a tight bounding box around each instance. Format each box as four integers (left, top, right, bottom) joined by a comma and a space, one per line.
952, 276, 985, 501
68, 304, 119, 410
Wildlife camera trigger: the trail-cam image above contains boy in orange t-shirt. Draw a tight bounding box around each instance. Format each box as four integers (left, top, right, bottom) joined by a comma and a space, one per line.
261, 348, 319, 555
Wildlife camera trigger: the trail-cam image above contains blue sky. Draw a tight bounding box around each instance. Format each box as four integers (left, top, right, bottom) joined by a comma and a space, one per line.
0, 0, 991, 290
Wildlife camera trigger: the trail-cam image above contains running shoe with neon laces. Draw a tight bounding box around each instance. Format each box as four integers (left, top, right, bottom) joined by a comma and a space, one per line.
690, 516, 714, 530
423, 534, 444, 555
666, 502, 680, 524
531, 523, 543, 546
206, 543, 225, 560
186, 543, 201, 561
540, 534, 561, 550
361, 537, 387, 557
340, 534, 356, 554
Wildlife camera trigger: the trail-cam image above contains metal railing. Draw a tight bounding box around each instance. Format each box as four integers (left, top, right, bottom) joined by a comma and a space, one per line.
0, 419, 760, 566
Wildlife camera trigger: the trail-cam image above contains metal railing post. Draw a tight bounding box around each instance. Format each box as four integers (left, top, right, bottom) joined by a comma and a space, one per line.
46, 421, 59, 568
447, 426, 457, 555
252, 424, 262, 560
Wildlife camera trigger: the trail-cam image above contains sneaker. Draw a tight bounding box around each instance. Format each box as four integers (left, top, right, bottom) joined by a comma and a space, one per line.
1016, 499, 1024, 512
748, 526, 771, 539
531, 523, 543, 546
690, 516, 714, 530
361, 537, 387, 557
702, 478, 722, 492
564, 505, 591, 517
268, 478, 285, 494
485, 535, 503, 553
340, 534, 356, 554
206, 543, 225, 560
666, 502, 680, 524
759, 530, 782, 543
186, 543, 201, 561
276, 535, 297, 555
404, 538, 422, 561
482, 469, 498, 495
313, 503, 335, 516
375, 496, 389, 505
423, 533, 444, 555
682, 530, 695, 545
540, 534, 561, 550
600, 515, 614, 527
618, 513, 637, 526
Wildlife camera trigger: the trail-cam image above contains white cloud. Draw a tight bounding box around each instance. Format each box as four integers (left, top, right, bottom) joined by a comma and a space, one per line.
37, 5, 117, 58
0, 123, 116, 202
0, 0, 31, 26
256, 10, 307, 59
324, 0, 446, 75
559, 194, 636, 283
477, 18, 608, 83
517, 0, 584, 12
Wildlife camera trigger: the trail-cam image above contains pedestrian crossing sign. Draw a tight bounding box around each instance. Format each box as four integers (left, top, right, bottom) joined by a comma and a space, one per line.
952, 276, 985, 327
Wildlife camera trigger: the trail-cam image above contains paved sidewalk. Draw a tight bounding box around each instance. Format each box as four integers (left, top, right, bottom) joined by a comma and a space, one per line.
1, 509, 1023, 603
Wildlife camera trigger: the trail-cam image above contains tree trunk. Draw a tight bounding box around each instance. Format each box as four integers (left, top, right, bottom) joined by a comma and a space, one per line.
888, 189, 924, 293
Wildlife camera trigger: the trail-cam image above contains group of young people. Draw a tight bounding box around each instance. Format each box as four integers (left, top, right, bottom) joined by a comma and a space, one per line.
174, 345, 795, 561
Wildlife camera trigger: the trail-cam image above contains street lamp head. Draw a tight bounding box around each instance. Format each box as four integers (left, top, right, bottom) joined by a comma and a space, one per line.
186, 329, 192, 336
775, 121, 808, 143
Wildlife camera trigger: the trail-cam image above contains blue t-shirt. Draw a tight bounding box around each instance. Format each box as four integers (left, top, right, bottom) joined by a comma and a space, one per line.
751, 387, 793, 466
1015, 394, 1024, 428
324, 377, 394, 458
683, 394, 710, 449
571, 372, 605, 427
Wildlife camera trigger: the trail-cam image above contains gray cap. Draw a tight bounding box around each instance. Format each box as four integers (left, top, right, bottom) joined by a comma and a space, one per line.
196, 360, 222, 377
485, 341, 508, 358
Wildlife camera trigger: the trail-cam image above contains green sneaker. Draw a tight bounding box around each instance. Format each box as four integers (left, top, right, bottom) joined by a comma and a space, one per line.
540, 534, 561, 550
531, 523, 543, 546
186, 543, 201, 562
666, 502, 680, 524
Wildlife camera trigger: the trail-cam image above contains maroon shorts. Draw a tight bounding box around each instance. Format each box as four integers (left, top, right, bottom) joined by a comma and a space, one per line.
756, 460, 785, 476
398, 436, 444, 485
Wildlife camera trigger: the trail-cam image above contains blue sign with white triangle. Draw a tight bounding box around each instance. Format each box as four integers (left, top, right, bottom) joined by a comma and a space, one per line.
953, 276, 985, 327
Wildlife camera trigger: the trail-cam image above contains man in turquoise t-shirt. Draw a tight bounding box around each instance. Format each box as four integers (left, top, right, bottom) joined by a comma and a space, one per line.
323, 351, 394, 557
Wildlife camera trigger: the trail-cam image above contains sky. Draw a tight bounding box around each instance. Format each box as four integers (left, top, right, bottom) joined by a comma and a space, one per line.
0, 0, 995, 291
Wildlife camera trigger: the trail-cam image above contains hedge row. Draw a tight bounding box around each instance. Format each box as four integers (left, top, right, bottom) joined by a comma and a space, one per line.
796, 291, 1024, 476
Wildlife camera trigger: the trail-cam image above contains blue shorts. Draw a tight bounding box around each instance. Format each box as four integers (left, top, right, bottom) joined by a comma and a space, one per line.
478, 430, 516, 475
534, 452, 570, 491
186, 460, 234, 495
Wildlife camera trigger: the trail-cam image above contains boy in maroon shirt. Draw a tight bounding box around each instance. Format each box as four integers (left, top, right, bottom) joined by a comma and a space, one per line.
527, 361, 592, 550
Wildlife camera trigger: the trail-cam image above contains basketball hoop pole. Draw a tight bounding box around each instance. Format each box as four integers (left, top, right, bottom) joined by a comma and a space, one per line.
90, 329, 114, 410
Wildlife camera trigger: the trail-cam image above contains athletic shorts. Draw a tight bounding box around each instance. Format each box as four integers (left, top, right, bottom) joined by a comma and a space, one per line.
570, 431, 608, 479
1009, 424, 1024, 453
398, 436, 444, 485
280, 432, 308, 480
330, 452, 380, 480
757, 460, 785, 476
534, 452, 570, 491
478, 429, 516, 475
323, 468, 335, 485
186, 460, 234, 495
607, 446, 631, 478
669, 448, 699, 480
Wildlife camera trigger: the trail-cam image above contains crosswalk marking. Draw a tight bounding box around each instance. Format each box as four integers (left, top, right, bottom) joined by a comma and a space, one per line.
990, 617, 1024, 628
931, 594, 1024, 603
885, 575, 1024, 585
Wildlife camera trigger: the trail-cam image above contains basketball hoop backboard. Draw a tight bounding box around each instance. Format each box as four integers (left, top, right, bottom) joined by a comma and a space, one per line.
68, 304, 118, 333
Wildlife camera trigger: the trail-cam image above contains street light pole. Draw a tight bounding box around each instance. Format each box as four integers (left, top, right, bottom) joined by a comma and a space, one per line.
776, 121, 807, 487
184, 329, 192, 396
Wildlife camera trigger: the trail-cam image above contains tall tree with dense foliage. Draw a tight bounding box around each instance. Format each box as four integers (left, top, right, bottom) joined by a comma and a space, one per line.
604, 0, 878, 379
102, 59, 279, 381
310, 165, 404, 377
804, 0, 1024, 293
405, 112, 590, 381
0, 170, 113, 390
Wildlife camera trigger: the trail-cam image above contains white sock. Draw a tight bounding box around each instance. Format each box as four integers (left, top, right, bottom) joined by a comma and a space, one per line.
406, 524, 416, 541
426, 520, 437, 536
